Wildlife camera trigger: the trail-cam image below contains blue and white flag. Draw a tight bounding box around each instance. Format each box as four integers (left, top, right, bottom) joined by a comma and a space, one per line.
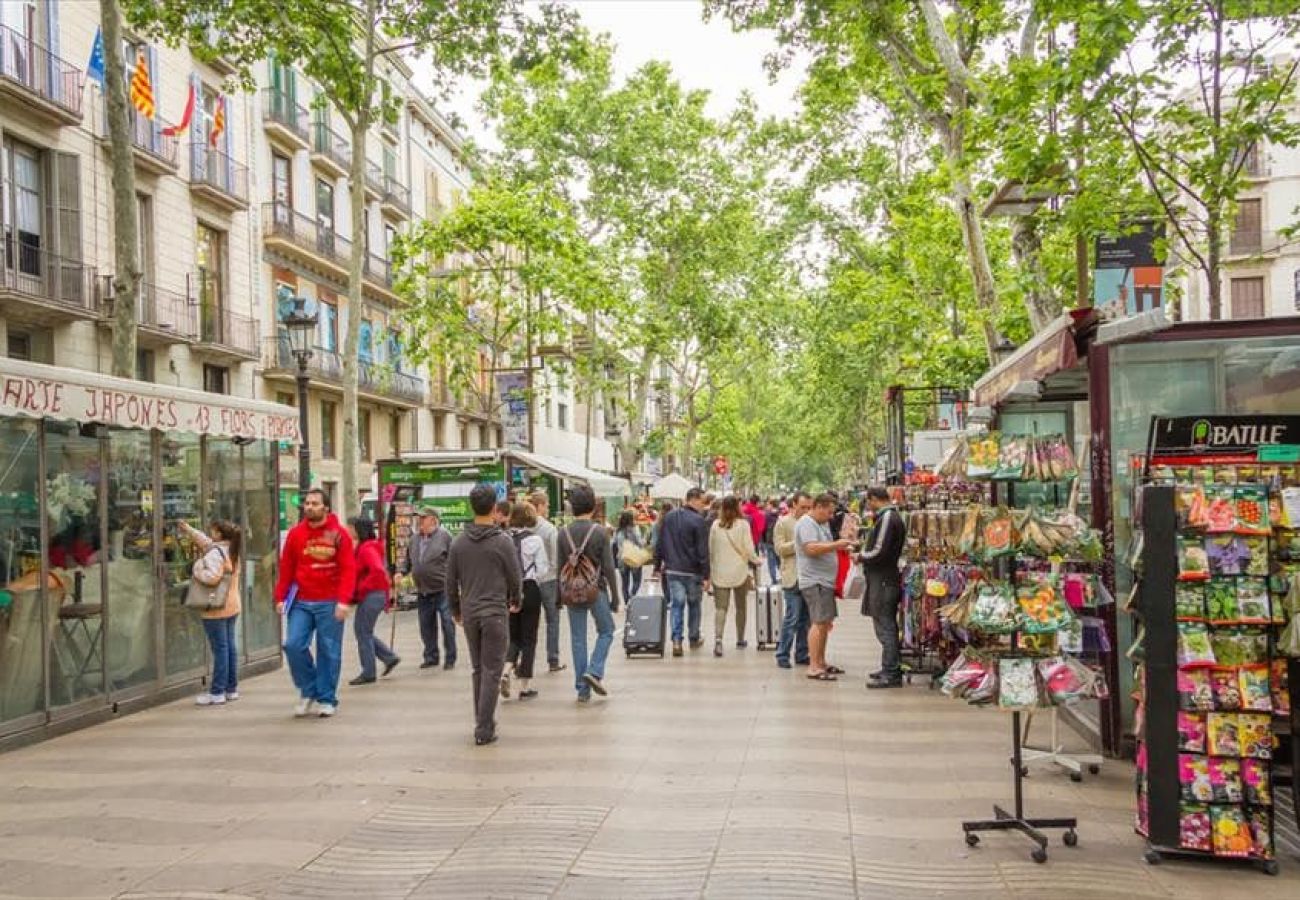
86, 26, 105, 86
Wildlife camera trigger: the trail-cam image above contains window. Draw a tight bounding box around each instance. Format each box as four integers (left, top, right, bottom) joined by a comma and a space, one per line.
316, 178, 335, 236
203, 363, 229, 394
1230, 198, 1262, 255
358, 318, 374, 362
384, 224, 396, 261
320, 400, 337, 458
136, 349, 155, 382
382, 143, 397, 181
545, 399, 554, 428
389, 413, 400, 456
358, 408, 372, 461
557, 402, 569, 430
321, 481, 337, 508
1235, 142, 1265, 178
137, 194, 154, 284
196, 224, 226, 339
318, 292, 338, 352
276, 391, 296, 407
479, 424, 489, 448
7, 333, 31, 360
387, 330, 403, 371
433, 413, 446, 448
1230, 277, 1266, 319
4, 140, 42, 274
272, 153, 292, 217
459, 423, 469, 449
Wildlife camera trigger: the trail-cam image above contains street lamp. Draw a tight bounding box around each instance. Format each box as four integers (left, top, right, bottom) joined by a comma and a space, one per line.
281, 296, 318, 514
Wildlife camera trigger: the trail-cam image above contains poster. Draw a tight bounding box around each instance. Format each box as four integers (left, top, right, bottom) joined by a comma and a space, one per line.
1094, 221, 1165, 316
495, 371, 530, 450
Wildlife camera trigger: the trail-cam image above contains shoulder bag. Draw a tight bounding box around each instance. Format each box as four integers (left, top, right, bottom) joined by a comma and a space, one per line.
184, 546, 232, 610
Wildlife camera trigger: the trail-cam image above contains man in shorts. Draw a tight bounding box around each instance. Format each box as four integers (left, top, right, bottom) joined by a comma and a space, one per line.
795, 492, 854, 681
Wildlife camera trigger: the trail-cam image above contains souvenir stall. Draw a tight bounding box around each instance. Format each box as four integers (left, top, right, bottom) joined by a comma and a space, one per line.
1129, 416, 1300, 874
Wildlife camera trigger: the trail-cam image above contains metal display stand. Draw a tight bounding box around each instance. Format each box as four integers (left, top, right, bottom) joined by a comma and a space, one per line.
1020, 708, 1104, 782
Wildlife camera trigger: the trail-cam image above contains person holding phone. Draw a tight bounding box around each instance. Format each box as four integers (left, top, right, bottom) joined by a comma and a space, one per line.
179, 520, 242, 707
794, 493, 854, 681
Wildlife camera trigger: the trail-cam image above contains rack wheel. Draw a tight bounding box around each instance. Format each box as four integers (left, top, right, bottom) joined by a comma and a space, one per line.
1262, 860, 1279, 876
1063, 830, 1078, 847
1143, 849, 1162, 866
965, 833, 979, 847
1088, 764, 1100, 775
1031, 847, 1048, 864
1070, 772, 1083, 783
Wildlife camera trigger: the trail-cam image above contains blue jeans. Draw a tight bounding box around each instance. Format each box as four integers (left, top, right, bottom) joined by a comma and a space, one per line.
417, 591, 457, 665
539, 580, 561, 666
666, 574, 703, 643
775, 587, 810, 666
202, 615, 239, 695
284, 601, 344, 706
763, 544, 780, 585
354, 591, 398, 679
567, 592, 615, 698
620, 565, 643, 602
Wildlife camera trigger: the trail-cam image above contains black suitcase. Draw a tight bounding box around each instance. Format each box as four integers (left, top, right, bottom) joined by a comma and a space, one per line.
755, 584, 783, 650
623, 589, 667, 658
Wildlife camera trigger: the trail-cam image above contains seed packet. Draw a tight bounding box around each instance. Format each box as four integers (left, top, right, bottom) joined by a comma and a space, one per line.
1234, 486, 1270, 535
1206, 487, 1239, 533
1177, 621, 1216, 667
1179, 804, 1212, 851
939, 649, 991, 699
967, 432, 1001, 479
1178, 537, 1211, 582
1018, 631, 1056, 654
1238, 713, 1272, 759
1179, 753, 1214, 803
1208, 757, 1243, 803
1242, 759, 1272, 806
983, 513, 1014, 556
1178, 668, 1215, 711
1207, 712, 1241, 756
1209, 627, 1268, 667
1016, 579, 1072, 634
1211, 805, 1252, 857
1177, 484, 1209, 530
998, 657, 1040, 708
1177, 711, 1207, 752
1206, 536, 1251, 576
1238, 665, 1272, 712
1243, 536, 1269, 576
1235, 578, 1270, 622
995, 436, 1028, 480
1210, 667, 1243, 710
1176, 583, 1205, 619
1205, 579, 1238, 622
969, 583, 1017, 633
1270, 659, 1290, 715
1058, 615, 1083, 653
1248, 808, 1272, 859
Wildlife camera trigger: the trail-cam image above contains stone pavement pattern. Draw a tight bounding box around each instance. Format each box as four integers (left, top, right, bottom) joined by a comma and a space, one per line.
0, 605, 1297, 900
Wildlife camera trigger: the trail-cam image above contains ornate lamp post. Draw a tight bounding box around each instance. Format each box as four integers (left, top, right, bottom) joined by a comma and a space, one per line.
281, 296, 319, 513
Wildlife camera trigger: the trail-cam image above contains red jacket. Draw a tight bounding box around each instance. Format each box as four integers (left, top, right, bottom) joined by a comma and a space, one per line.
353, 539, 391, 600
275, 513, 357, 604
742, 502, 766, 548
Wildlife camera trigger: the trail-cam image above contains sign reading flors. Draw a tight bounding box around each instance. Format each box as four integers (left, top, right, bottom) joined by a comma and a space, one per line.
1150, 415, 1300, 457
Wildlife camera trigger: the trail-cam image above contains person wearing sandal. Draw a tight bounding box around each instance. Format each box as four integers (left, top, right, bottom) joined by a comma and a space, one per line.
708, 496, 760, 657
794, 493, 854, 681
347, 517, 400, 686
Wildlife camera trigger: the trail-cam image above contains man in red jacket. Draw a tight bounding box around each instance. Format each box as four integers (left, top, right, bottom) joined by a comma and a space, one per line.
275, 488, 356, 718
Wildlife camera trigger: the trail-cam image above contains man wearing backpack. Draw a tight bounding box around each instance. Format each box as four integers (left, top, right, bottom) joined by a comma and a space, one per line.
447, 483, 522, 745
558, 484, 621, 703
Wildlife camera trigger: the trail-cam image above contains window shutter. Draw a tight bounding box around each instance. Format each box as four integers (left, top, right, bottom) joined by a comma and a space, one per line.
52, 152, 83, 305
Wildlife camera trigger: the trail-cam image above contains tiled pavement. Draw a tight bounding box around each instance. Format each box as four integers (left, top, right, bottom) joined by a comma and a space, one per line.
1, 604, 1298, 899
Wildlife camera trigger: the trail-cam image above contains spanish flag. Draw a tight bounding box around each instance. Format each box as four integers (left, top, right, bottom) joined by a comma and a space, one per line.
129, 49, 154, 119
209, 95, 226, 147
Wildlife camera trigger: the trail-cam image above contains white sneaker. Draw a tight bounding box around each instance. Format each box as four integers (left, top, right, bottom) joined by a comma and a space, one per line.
294, 697, 316, 717
224, 691, 240, 701
195, 693, 226, 706
499, 671, 512, 699
317, 703, 337, 718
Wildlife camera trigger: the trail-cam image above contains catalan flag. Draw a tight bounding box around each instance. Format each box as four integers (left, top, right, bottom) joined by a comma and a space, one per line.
208, 95, 226, 147
129, 49, 154, 119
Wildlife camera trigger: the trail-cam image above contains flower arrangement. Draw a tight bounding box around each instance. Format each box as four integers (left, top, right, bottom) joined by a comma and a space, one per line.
46, 473, 95, 531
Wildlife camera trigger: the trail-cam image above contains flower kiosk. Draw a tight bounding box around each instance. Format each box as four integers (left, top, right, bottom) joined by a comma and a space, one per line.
0, 358, 298, 747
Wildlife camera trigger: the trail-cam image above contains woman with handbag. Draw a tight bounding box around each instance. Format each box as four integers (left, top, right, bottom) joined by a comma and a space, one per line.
179, 520, 242, 707
707, 496, 760, 657
614, 510, 649, 601
501, 501, 548, 701
347, 517, 401, 686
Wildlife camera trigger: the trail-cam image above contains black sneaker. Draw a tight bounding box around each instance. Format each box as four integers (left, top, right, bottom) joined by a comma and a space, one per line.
689, 639, 704, 650
582, 672, 607, 696
382, 657, 401, 677
868, 670, 884, 681
736, 640, 748, 649
475, 734, 499, 746
443, 661, 455, 671
419, 661, 439, 670
348, 675, 375, 686
672, 642, 683, 657
867, 679, 903, 690
549, 662, 567, 673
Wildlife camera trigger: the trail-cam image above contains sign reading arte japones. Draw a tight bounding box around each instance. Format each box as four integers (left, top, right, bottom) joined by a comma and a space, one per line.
1150, 415, 1300, 457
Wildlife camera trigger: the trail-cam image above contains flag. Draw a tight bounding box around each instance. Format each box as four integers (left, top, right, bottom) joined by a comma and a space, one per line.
129, 50, 154, 119
208, 95, 226, 148
86, 27, 105, 86
160, 83, 194, 137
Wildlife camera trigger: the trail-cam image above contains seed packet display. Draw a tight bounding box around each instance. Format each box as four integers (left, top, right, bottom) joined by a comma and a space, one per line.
1238, 713, 1272, 760
1209, 627, 1268, 667
1242, 759, 1272, 806
998, 657, 1040, 708
1205, 579, 1238, 622
1177, 711, 1206, 752
1207, 757, 1243, 804
1235, 578, 1270, 622
1211, 805, 1252, 858
1179, 754, 1214, 803
1248, 808, 1272, 860
1206, 486, 1239, 533
1177, 621, 1216, 667
1176, 582, 1205, 619
1178, 668, 1215, 712
1238, 665, 1271, 712
1178, 537, 1211, 581
1207, 712, 1241, 756
1209, 667, 1243, 710
1234, 486, 1270, 535
1179, 804, 1212, 852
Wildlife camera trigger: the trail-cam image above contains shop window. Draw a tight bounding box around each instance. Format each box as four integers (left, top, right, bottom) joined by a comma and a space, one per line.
203, 363, 229, 394
359, 408, 372, 461
241, 441, 280, 657
320, 400, 337, 458
0, 417, 43, 724
1230, 277, 1265, 319
162, 432, 206, 677
136, 349, 155, 382
7, 333, 31, 360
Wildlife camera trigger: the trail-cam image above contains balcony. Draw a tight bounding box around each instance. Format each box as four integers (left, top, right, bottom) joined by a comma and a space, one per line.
97, 277, 196, 347
190, 146, 249, 211
262, 202, 352, 277
311, 121, 351, 179
364, 160, 384, 200
196, 303, 259, 361
198, 27, 239, 78
1227, 230, 1282, 259
0, 24, 83, 124
264, 336, 343, 383
381, 176, 411, 219
362, 253, 400, 302
360, 359, 426, 405
98, 106, 179, 175
262, 88, 310, 151
0, 244, 97, 326
262, 338, 424, 406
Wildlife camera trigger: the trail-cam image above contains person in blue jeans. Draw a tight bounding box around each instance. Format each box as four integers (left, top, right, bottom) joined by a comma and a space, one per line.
559, 485, 621, 702
654, 487, 711, 657
275, 488, 357, 718
180, 519, 243, 706
773, 492, 813, 667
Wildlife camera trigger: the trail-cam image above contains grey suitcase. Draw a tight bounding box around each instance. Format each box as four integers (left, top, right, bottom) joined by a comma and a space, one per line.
624, 587, 667, 658
755, 584, 783, 650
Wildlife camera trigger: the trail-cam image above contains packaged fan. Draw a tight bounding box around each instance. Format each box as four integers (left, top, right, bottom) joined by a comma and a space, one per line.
1177, 668, 1214, 712
1207, 712, 1241, 756
1176, 711, 1206, 752
937, 434, 969, 479
1038, 656, 1085, 705
997, 657, 1040, 708
1243, 536, 1269, 577
1178, 754, 1213, 803
1043, 433, 1079, 481
1179, 804, 1212, 852
983, 511, 1015, 557
1242, 758, 1272, 806
939, 649, 994, 700
1211, 805, 1252, 858
1016, 578, 1073, 634
1058, 616, 1084, 653
1178, 537, 1210, 582
1177, 621, 1216, 667
1234, 485, 1270, 535
1208, 757, 1243, 804
1236, 578, 1270, 622
967, 432, 1001, 479
1175, 583, 1205, 619
1209, 667, 1243, 710
1238, 713, 1272, 759
1238, 665, 1272, 712
969, 583, 1018, 633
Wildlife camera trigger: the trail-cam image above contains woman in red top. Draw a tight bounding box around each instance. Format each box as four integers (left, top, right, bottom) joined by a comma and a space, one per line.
347, 517, 401, 685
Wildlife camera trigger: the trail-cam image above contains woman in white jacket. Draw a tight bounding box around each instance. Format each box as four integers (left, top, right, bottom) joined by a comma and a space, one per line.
178, 520, 242, 706
502, 501, 549, 700
708, 496, 760, 657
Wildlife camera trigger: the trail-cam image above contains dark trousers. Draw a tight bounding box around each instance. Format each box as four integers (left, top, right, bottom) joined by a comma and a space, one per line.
508, 580, 543, 679
417, 591, 456, 665
464, 611, 509, 741
620, 564, 643, 602
353, 591, 398, 679
866, 569, 902, 680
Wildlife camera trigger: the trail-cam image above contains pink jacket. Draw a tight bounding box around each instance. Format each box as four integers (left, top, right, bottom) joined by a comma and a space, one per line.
742, 502, 766, 547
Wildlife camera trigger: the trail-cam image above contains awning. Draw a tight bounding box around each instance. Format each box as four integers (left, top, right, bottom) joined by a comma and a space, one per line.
971, 314, 1082, 408
0, 357, 299, 442
650, 472, 695, 500
510, 450, 629, 497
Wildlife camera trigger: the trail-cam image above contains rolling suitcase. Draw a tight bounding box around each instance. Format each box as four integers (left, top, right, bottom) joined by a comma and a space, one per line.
623, 581, 667, 658
754, 584, 783, 650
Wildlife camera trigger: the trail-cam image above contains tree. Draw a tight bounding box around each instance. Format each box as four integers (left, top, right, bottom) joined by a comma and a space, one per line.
124, 0, 574, 517
99, 0, 140, 378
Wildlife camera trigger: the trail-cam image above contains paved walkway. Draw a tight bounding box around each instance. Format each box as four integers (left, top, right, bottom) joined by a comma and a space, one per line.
0, 603, 1296, 899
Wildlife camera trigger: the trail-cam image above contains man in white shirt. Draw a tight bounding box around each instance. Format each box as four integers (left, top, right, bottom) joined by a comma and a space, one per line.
528, 490, 564, 672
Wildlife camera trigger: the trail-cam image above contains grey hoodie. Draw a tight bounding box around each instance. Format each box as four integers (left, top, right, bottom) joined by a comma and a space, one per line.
446, 522, 522, 619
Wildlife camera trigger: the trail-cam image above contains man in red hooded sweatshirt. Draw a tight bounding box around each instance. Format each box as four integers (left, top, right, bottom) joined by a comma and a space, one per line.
275, 488, 356, 718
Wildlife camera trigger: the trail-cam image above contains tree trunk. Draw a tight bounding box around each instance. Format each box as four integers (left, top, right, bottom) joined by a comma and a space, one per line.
1011, 216, 1062, 331
952, 175, 1000, 362
1206, 206, 1222, 320
681, 392, 697, 471
341, 119, 368, 520
610, 351, 655, 478
100, 0, 139, 379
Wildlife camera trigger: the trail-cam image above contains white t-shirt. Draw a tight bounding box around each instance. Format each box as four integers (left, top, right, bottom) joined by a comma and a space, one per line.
794, 514, 837, 589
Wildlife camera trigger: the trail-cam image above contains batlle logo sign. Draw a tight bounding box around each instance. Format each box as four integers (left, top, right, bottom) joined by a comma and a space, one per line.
1153, 415, 1300, 457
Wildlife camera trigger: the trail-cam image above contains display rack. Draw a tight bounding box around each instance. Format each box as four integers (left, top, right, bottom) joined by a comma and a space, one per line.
1020, 707, 1104, 782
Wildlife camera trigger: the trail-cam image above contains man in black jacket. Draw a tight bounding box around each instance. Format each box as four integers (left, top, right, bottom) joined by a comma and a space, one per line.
858, 486, 907, 689
654, 487, 711, 657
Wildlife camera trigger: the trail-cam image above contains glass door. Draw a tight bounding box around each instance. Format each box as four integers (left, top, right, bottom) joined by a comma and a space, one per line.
0, 417, 44, 731
161, 433, 206, 679
242, 442, 280, 658
106, 428, 158, 694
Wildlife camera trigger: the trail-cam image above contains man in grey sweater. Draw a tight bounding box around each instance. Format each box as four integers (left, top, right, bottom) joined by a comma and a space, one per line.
405, 506, 455, 670
447, 484, 522, 746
